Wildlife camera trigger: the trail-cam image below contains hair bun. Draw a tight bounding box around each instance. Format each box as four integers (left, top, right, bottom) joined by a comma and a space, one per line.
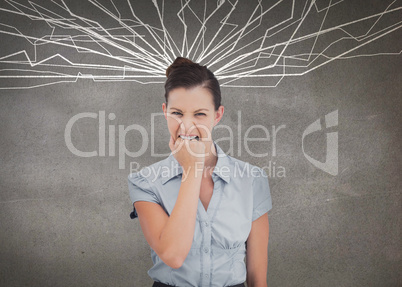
166, 57, 195, 77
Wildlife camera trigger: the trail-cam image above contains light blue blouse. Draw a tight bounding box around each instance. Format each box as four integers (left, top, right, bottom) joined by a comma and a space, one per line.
128, 141, 272, 287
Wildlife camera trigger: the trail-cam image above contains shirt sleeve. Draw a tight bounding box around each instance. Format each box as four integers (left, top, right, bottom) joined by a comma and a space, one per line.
252, 167, 272, 221
127, 172, 159, 219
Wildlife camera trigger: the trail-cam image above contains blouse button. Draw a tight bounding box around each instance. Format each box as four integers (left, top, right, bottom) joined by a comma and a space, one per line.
204, 222, 209, 227
203, 247, 209, 253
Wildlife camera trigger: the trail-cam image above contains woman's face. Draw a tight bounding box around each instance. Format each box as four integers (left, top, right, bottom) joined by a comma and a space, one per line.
162, 86, 224, 145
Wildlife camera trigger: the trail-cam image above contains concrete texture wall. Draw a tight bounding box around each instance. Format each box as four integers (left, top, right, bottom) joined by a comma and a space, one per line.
0, 1, 401, 286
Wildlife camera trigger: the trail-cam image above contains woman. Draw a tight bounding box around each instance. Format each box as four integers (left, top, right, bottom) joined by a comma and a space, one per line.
128, 57, 272, 287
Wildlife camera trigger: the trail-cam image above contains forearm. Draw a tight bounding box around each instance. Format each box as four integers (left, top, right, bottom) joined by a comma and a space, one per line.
158, 167, 203, 266
246, 213, 269, 287
247, 277, 268, 287
246, 261, 268, 287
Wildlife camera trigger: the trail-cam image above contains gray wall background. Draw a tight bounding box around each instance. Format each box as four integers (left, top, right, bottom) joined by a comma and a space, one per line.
0, 0, 401, 286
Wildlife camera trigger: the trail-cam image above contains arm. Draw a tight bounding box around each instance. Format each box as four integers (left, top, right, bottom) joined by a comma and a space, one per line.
246, 213, 269, 287
135, 166, 203, 269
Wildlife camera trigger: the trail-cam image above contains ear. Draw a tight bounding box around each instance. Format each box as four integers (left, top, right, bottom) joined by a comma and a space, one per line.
162, 103, 167, 120
213, 105, 224, 126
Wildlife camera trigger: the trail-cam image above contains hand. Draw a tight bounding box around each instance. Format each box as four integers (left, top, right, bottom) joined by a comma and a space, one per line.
169, 134, 206, 171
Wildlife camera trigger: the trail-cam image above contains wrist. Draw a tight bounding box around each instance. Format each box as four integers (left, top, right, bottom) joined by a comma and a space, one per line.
181, 163, 204, 182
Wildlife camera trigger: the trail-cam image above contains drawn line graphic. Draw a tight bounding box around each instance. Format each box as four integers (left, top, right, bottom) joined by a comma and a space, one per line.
0, 0, 400, 89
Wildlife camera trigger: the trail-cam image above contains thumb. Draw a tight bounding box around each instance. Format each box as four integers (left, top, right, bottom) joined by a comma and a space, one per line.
169, 135, 175, 152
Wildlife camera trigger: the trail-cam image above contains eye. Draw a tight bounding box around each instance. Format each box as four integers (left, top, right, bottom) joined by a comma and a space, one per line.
171, 111, 182, 116
196, 113, 206, 116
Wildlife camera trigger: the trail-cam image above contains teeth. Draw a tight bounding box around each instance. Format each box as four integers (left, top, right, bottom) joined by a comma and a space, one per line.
179, 135, 199, 141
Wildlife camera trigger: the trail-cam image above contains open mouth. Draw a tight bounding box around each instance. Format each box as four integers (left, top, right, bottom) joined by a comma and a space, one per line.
179, 135, 200, 141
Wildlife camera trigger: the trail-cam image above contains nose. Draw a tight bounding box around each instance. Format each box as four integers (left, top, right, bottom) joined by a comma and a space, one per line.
179, 118, 198, 135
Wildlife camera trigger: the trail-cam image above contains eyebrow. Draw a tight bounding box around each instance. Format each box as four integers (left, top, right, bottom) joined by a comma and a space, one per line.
170, 108, 209, 112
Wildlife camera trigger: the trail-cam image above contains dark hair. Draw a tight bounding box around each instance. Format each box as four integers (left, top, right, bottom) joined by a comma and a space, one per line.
164, 57, 221, 111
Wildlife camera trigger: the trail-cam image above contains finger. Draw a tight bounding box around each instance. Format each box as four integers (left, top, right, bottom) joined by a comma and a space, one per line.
188, 141, 205, 158
173, 134, 185, 154
175, 133, 184, 145
169, 135, 175, 151
178, 120, 185, 137
169, 135, 181, 155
